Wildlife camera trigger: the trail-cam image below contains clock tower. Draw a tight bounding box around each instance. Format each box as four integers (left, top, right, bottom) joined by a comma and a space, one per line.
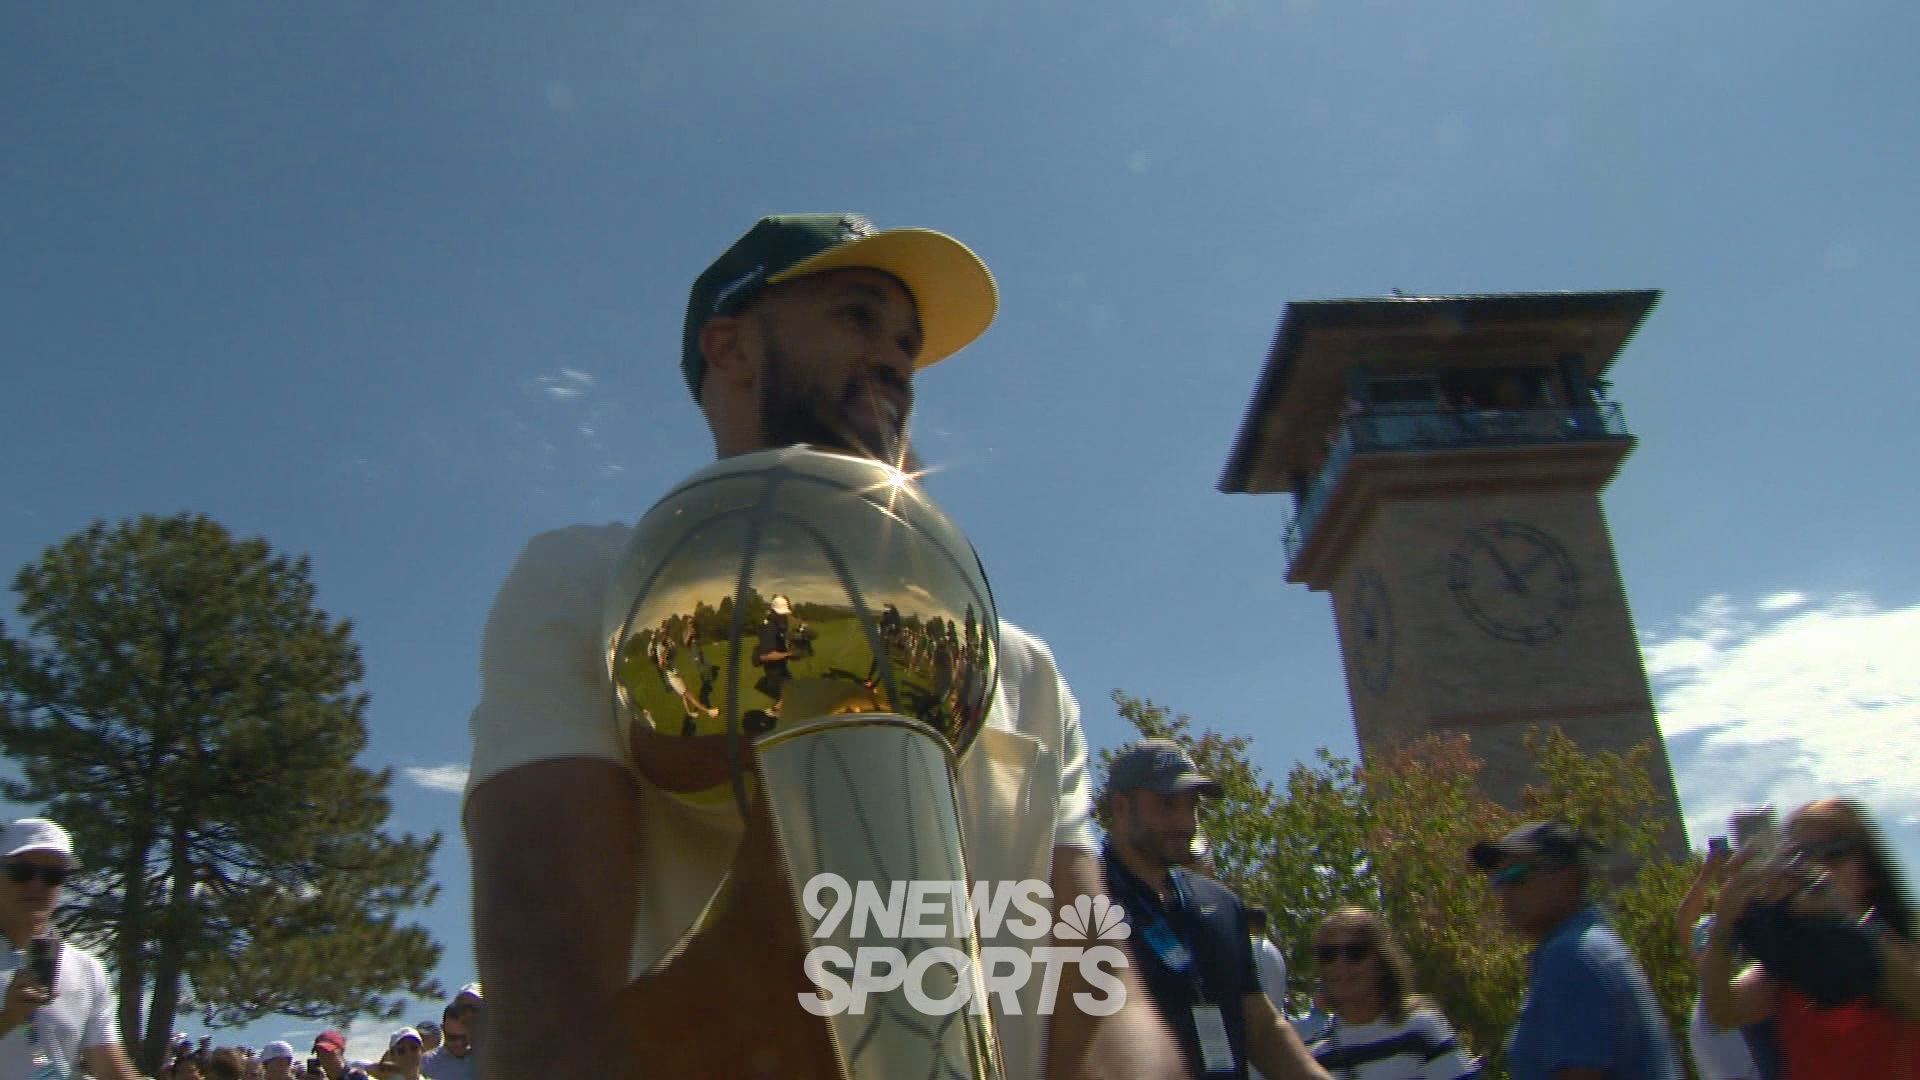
1219, 290, 1686, 858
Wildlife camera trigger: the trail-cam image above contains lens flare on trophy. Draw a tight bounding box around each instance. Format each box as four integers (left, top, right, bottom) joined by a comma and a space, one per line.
603, 445, 999, 806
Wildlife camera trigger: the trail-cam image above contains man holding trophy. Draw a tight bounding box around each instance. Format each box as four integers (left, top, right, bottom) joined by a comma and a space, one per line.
464, 214, 1192, 1078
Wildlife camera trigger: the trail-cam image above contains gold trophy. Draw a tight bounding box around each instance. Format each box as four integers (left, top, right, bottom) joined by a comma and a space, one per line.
604, 445, 1004, 1080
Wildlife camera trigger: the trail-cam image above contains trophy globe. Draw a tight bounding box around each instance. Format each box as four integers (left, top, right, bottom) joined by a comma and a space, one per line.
605, 444, 1009, 1080
603, 444, 999, 810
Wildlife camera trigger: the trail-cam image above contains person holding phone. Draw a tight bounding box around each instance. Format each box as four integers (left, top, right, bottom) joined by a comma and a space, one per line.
0, 817, 140, 1080
1674, 837, 1763, 1080
1702, 797, 1920, 1078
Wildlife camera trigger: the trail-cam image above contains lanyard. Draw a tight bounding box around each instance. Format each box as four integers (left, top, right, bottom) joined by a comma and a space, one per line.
1142, 871, 1195, 970
1112, 855, 1208, 995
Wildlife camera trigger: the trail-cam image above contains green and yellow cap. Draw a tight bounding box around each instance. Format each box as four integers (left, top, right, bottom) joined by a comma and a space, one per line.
681, 213, 998, 398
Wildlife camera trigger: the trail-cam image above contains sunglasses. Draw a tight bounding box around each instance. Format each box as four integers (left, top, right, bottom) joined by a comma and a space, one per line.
6, 863, 70, 887
1488, 861, 1535, 887
1314, 941, 1372, 965
1789, 839, 1856, 863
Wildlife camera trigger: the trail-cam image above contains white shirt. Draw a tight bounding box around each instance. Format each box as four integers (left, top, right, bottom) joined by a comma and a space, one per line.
1311, 1007, 1480, 1080
1250, 936, 1290, 1080
0, 938, 119, 1079
1254, 935, 1289, 1012
466, 523, 1098, 1080
1688, 997, 1758, 1080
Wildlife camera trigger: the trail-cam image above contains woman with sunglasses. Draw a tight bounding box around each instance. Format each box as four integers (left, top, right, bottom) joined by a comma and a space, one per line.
1702, 797, 1920, 1078
1308, 908, 1480, 1079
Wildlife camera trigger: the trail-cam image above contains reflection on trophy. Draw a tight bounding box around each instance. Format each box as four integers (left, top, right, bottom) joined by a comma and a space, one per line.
604, 445, 1004, 1080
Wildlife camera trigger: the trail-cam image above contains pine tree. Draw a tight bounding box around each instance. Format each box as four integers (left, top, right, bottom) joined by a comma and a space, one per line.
0, 513, 443, 1073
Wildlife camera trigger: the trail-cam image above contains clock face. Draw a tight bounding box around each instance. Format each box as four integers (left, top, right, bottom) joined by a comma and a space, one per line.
1447, 521, 1581, 644
1345, 568, 1396, 693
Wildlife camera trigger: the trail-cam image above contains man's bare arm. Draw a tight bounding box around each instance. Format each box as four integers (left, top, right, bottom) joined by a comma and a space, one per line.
468, 757, 643, 1080
1044, 846, 1186, 1080
82, 1042, 142, 1080
1241, 992, 1333, 1080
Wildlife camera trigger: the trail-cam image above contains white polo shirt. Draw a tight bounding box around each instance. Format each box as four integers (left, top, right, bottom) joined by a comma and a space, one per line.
467, 523, 1098, 1080
0, 938, 119, 1079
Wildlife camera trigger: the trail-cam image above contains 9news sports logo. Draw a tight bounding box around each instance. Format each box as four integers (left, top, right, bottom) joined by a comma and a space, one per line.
797, 875, 1132, 1018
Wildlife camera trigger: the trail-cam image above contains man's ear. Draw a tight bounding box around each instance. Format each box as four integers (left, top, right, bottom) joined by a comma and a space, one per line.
700, 313, 759, 389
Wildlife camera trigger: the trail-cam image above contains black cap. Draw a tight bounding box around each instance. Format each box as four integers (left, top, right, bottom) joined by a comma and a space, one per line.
1107, 739, 1223, 797
1469, 820, 1605, 871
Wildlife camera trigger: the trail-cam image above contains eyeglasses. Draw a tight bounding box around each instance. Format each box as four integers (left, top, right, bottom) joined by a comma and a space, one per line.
1314, 941, 1372, 965
1488, 861, 1535, 888
1790, 839, 1856, 864
6, 863, 70, 887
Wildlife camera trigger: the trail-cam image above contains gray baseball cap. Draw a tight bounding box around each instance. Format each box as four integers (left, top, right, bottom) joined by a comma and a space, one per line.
1107, 739, 1223, 797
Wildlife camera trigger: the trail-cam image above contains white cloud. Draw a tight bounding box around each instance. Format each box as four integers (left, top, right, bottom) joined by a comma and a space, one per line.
403, 764, 469, 794
536, 369, 596, 400
1648, 592, 1920, 866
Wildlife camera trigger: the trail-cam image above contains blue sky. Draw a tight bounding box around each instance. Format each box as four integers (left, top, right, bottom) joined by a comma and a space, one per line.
4, 1, 1917, 1059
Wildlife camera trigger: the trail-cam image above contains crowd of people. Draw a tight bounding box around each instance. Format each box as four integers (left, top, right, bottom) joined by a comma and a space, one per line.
156, 983, 480, 1080
1106, 740, 1920, 1080
0, 816, 483, 1080
2, 770, 1917, 1079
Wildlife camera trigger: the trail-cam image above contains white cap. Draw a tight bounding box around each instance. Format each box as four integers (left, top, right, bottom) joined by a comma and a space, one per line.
260, 1042, 294, 1063
769, 595, 792, 616
453, 982, 482, 1003
388, 1028, 422, 1051
3, 819, 76, 868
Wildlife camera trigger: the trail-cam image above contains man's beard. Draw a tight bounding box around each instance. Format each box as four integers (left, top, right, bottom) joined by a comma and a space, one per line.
1127, 819, 1190, 870
759, 338, 912, 466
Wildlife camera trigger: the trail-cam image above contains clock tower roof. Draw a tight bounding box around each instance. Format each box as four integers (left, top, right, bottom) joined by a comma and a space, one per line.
1219, 289, 1659, 496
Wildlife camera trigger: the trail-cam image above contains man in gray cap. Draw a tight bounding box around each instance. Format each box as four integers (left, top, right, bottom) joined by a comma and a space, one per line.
1103, 740, 1331, 1080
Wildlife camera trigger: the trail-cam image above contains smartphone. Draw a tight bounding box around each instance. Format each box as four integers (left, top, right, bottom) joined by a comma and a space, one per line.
307, 1059, 321, 1077
28, 936, 58, 989
1730, 807, 1778, 858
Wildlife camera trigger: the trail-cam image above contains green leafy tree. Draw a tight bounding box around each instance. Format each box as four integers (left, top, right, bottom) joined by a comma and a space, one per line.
0, 514, 444, 1072
1362, 732, 1523, 1060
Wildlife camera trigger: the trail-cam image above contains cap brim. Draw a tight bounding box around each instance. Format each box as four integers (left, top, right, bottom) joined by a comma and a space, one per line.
1164, 775, 1224, 798
6, 845, 77, 869
769, 228, 997, 370
1469, 840, 1524, 871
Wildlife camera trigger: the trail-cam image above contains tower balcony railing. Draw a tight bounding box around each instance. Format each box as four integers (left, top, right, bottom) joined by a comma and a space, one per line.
1282, 402, 1629, 564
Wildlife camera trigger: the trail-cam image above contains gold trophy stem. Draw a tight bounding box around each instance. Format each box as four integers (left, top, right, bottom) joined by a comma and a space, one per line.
755, 715, 1005, 1080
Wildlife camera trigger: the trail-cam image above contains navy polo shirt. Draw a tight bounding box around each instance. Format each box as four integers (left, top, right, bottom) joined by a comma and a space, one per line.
1103, 847, 1262, 1078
